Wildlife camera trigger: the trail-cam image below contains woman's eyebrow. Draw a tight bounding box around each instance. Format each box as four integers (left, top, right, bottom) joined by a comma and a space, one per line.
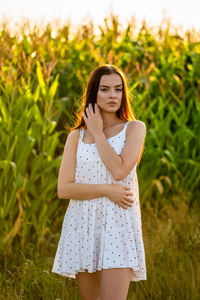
99, 84, 123, 87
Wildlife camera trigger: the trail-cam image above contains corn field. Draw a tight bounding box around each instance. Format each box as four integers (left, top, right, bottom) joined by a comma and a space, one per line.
0, 15, 200, 299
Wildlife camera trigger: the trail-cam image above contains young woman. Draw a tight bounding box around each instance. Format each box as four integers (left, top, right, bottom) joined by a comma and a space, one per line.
52, 64, 147, 300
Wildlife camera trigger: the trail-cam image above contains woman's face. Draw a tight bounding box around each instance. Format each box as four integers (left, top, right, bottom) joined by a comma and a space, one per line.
96, 73, 123, 112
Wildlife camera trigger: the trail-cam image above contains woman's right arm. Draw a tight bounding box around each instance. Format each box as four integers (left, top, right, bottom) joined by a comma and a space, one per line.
57, 129, 109, 200
59, 182, 108, 200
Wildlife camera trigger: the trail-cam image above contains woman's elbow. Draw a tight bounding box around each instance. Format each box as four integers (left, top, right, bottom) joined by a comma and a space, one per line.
57, 188, 63, 199
57, 183, 66, 199
114, 171, 124, 181
114, 166, 135, 181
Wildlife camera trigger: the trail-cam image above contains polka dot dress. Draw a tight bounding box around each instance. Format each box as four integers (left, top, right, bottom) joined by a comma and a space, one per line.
52, 121, 147, 281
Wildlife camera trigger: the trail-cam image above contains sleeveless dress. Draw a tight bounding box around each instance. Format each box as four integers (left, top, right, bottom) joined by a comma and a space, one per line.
52, 121, 147, 281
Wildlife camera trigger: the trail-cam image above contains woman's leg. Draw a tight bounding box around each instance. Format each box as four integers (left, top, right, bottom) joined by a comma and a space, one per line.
100, 268, 133, 300
75, 270, 101, 300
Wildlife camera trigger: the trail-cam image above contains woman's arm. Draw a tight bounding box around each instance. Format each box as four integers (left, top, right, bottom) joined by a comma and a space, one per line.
57, 128, 109, 200
94, 120, 146, 181
83, 105, 146, 181
58, 182, 109, 200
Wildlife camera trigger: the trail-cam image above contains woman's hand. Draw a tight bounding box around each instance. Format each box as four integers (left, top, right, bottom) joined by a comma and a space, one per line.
82, 103, 104, 139
104, 184, 134, 210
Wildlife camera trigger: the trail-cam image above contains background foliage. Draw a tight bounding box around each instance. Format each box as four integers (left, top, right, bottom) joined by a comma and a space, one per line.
0, 14, 199, 299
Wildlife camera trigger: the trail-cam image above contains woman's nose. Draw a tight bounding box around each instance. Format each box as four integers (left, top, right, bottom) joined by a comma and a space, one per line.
109, 89, 116, 97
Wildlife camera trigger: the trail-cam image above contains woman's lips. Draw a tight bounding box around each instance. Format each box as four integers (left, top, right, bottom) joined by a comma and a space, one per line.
108, 102, 117, 105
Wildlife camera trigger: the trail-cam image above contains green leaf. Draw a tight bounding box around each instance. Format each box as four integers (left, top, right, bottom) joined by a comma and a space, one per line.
49, 74, 59, 99
36, 61, 46, 96
0, 160, 17, 179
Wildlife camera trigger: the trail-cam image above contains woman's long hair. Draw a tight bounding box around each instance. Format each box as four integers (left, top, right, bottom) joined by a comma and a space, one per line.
65, 64, 145, 166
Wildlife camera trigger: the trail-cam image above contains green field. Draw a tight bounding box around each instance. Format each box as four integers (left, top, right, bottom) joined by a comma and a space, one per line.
0, 14, 200, 299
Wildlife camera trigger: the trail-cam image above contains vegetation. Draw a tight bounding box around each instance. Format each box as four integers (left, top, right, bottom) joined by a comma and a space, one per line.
0, 14, 199, 299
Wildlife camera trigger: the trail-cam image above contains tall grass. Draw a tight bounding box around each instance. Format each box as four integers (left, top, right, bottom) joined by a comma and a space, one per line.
0, 14, 200, 299
0, 198, 199, 299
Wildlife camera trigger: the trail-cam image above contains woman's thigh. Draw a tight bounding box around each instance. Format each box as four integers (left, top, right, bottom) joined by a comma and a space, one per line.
75, 270, 101, 300
100, 268, 133, 300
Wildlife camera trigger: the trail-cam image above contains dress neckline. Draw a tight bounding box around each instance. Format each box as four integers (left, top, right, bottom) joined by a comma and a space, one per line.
80, 122, 129, 145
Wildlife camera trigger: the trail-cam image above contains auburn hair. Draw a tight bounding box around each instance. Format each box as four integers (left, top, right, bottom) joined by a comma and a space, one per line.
65, 64, 145, 166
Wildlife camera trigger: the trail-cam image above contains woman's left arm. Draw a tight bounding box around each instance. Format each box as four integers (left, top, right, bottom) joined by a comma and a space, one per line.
94, 120, 146, 181
82, 103, 146, 181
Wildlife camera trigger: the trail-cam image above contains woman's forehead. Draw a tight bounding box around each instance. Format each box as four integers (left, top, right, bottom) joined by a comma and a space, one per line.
99, 74, 122, 86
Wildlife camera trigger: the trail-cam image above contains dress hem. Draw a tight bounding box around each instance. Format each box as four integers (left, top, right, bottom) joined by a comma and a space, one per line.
52, 266, 147, 282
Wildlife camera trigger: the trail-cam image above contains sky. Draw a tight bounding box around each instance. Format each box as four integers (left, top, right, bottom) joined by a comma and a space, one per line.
0, 0, 200, 35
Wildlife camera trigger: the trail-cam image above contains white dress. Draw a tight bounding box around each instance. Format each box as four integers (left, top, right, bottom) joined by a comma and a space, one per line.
52, 121, 147, 281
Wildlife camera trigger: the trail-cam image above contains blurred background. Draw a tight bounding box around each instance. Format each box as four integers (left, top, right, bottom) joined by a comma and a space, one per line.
0, 0, 200, 299
1, 0, 200, 35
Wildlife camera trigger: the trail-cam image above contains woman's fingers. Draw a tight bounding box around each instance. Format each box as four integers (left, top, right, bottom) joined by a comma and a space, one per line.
121, 200, 133, 207
89, 103, 95, 114
123, 186, 132, 190
125, 191, 134, 202
121, 204, 128, 209
126, 198, 134, 203
86, 106, 91, 117
126, 191, 133, 196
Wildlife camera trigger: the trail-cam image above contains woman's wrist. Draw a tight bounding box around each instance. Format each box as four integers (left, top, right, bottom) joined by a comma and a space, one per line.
101, 184, 110, 198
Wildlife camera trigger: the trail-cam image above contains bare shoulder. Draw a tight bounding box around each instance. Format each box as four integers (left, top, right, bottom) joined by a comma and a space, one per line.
67, 128, 80, 138
127, 120, 146, 135
64, 128, 81, 148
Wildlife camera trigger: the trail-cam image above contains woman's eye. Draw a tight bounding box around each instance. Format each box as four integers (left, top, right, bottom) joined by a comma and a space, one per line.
100, 88, 122, 92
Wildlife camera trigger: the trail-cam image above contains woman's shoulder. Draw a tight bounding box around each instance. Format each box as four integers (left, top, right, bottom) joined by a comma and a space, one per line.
127, 120, 146, 135
68, 127, 82, 137
128, 120, 146, 128
65, 128, 82, 147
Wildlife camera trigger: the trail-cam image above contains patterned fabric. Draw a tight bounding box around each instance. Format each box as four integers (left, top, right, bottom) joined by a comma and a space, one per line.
52, 121, 147, 281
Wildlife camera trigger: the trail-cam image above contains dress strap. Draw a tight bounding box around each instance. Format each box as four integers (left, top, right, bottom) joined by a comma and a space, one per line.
79, 128, 84, 141
124, 121, 130, 130
121, 121, 132, 143
123, 121, 130, 135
